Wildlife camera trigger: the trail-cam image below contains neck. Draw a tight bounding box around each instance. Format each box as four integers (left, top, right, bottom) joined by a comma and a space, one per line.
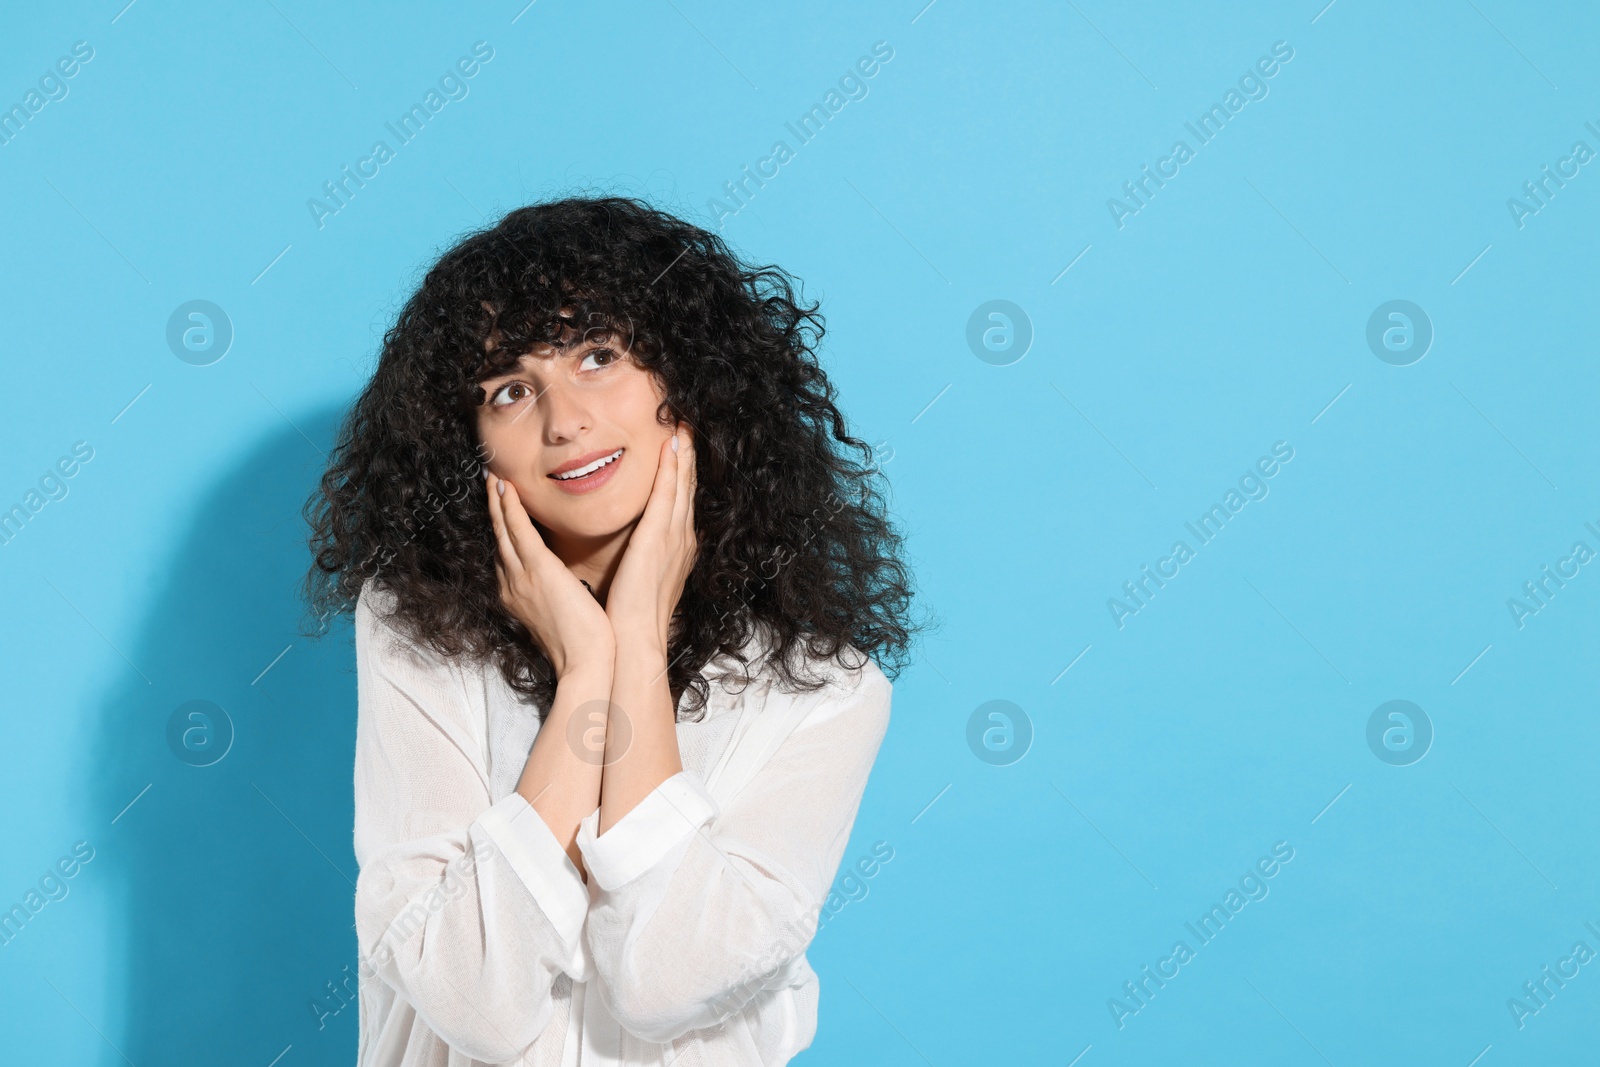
541, 522, 635, 604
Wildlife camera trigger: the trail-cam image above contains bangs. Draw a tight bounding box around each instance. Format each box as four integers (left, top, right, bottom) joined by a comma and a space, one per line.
470, 283, 645, 386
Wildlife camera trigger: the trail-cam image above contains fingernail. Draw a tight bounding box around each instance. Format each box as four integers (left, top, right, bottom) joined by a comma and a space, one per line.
671, 434, 679, 453
497, 478, 506, 496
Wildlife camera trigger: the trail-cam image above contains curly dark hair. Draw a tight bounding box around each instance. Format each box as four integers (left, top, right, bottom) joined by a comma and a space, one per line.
299, 194, 919, 721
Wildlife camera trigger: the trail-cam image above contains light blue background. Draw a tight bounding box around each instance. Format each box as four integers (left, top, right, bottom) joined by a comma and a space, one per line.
2, 0, 1597, 1063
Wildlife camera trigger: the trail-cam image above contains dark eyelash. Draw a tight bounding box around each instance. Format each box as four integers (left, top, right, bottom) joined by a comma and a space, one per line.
486, 347, 615, 404
490, 381, 528, 405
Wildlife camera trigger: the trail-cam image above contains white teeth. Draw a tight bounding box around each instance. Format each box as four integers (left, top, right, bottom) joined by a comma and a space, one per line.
554, 449, 623, 480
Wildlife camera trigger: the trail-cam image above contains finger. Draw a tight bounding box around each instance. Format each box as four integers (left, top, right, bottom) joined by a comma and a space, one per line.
497, 475, 560, 570
685, 426, 697, 498
637, 433, 678, 534
685, 431, 700, 557
684, 453, 699, 562
494, 558, 511, 605
486, 472, 523, 576
671, 424, 694, 530
686, 445, 698, 542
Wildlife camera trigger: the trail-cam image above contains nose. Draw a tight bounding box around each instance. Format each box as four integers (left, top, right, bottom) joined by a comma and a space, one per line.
538, 379, 591, 444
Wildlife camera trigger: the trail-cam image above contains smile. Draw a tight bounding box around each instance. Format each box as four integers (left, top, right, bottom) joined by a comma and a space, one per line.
548, 448, 625, 494
552, 448, 623, 480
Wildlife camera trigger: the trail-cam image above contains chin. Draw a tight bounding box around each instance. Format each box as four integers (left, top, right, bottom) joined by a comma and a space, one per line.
534, 493, 646, 542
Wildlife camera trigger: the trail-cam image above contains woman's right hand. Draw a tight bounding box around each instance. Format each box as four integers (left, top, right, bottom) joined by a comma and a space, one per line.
486, 471, 615, 678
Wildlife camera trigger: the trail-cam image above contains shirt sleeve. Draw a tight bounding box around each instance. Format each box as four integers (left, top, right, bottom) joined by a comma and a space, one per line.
351, 583, 591, 1063
574, 654, 892, 1043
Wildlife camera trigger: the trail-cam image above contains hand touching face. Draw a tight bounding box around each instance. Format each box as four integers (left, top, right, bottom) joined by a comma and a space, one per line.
603, 424, 698, 652
485, 468, 616, 678
476, 321, 676, 546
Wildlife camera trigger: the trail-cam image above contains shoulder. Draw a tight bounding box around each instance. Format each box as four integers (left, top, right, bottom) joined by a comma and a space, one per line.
354, 578, 456, 678
352, 582, 489, 773
814, 643, 892, 703
774, 637, 893, 736
354, 579, 403, 653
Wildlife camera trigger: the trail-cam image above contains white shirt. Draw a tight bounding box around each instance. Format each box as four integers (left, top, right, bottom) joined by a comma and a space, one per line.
351, 580, 892, 1066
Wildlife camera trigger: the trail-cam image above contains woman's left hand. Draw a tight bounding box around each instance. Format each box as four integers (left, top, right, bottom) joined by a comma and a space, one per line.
605, 423, 698, 655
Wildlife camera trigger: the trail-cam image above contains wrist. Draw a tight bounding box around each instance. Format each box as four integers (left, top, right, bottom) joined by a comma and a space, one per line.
611, 628, 670, 667
607, 609, 664, 645
555, 654, 615, 685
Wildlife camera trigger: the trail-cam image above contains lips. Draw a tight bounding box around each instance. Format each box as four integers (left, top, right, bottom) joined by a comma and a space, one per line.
550, 447, 623, 479
548, 447, 624, 494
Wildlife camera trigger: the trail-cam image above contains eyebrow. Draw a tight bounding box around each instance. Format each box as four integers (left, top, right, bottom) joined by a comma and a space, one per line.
479, 336, 620, 384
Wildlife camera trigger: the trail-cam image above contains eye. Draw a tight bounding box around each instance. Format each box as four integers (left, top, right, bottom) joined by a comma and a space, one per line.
488, 381, 531, 408
579, 347, 619, 372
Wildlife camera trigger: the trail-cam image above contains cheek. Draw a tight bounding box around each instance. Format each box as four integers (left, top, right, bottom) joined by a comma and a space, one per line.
475, 417, 514, 469
618, 363, 671, 428
619, 443, 661, 503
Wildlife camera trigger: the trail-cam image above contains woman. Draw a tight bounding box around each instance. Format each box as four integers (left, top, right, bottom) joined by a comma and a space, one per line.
301, 196, 918, 1065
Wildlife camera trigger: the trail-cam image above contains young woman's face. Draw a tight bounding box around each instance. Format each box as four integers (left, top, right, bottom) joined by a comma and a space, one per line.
475, 325, 675, 544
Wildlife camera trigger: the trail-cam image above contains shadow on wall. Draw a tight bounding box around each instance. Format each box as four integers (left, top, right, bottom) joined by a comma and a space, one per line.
91, 405, 365, 1064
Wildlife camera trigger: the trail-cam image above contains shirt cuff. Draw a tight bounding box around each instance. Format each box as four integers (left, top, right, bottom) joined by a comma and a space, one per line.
576, 772, 720, 892
475, 791, 590, 952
